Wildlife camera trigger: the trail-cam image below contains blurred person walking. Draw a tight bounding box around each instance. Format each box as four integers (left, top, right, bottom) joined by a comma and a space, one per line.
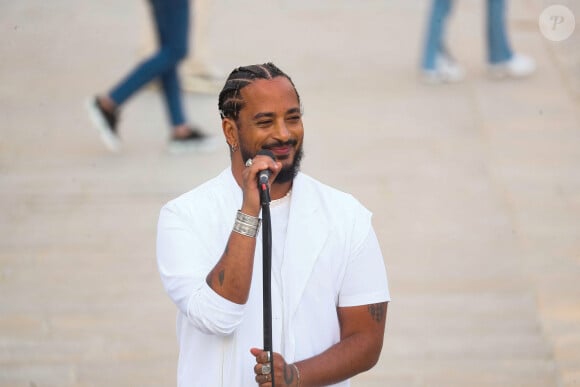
86, 0, 215, 153
140, 0, 225, 95
420, 0, 536, 83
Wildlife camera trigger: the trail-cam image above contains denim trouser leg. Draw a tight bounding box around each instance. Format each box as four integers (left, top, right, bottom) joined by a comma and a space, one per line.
153, 0, 190, 126
421, 0, 453, 70
487, 0, 513, 63
109, 0, 190, 127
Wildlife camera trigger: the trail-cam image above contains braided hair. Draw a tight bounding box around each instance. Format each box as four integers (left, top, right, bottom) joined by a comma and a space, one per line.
218, 62, 301, 122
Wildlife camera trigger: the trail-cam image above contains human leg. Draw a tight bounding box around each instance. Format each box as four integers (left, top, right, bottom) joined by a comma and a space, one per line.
152, 0, 217, 152
421, 0, 452, 71
420, 0, 464, 83
486, 0, 512, 63
486, 0, 535, 78
105, 0, 187, 110
151, 0, 189, 127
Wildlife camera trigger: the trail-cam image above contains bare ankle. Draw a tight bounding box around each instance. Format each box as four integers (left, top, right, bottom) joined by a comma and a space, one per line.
173, 125, 191, 139
98, 96, 117, 113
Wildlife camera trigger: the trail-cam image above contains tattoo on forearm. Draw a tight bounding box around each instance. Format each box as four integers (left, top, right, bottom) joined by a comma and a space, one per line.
283, 361, 295, 385
368, 303, 384, 323
218, 270, 225, 286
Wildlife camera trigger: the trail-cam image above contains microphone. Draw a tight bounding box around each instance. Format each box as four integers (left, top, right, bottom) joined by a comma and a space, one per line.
257, 149, 276, 188
256, 149, 275, 205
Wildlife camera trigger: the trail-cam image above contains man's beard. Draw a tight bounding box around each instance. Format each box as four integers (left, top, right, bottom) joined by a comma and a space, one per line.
241, 143, 304, 184
276, 145, 303, 183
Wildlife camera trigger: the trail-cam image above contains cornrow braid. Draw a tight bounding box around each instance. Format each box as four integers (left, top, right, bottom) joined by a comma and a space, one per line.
218, 62, 301, 121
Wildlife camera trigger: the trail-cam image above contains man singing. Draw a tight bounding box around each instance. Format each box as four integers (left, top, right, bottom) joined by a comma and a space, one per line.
156, 63, 390, 386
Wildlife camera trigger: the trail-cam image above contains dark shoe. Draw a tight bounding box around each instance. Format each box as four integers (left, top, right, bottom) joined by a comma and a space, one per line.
168, 127, 218, 154
85, 96, 121, 152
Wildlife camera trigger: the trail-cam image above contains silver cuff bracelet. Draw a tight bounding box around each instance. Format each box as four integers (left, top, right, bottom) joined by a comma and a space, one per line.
233, 210, 261, 238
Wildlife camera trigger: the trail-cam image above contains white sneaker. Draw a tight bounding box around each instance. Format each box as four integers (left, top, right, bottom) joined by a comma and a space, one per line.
488, 54, 536, 79
421, 54, 466, 84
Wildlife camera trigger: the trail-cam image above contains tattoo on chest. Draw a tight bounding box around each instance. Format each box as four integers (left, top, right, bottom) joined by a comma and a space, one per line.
368, 303, 384, 323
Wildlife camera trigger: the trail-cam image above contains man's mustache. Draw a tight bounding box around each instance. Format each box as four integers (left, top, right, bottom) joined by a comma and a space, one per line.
262, 139, 298, 149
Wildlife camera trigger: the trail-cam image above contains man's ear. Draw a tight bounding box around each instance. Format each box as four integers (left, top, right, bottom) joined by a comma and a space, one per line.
222, 118, 238, 149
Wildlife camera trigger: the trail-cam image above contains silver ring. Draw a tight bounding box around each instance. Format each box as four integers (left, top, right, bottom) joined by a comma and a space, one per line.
266, 351, 271, 362
260, 363, 271, 375
245, 158, 253, 167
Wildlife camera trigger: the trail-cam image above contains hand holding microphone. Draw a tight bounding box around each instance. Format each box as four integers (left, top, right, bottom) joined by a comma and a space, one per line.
256, 149, 276, 204
241, 149, 280, 214
256, 149, 276, 190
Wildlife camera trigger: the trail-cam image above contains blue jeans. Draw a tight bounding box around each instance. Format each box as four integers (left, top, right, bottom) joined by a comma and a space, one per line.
109, 0, 190, 127
421, 0, 513, 70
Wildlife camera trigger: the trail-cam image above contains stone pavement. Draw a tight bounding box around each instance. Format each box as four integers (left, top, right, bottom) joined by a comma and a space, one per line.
1, 0, 579, 386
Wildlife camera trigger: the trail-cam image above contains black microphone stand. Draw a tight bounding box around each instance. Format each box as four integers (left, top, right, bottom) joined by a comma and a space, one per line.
260, 182, 274, 386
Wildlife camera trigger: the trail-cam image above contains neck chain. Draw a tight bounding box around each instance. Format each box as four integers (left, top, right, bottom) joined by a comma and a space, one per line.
270, 189, 292, 207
